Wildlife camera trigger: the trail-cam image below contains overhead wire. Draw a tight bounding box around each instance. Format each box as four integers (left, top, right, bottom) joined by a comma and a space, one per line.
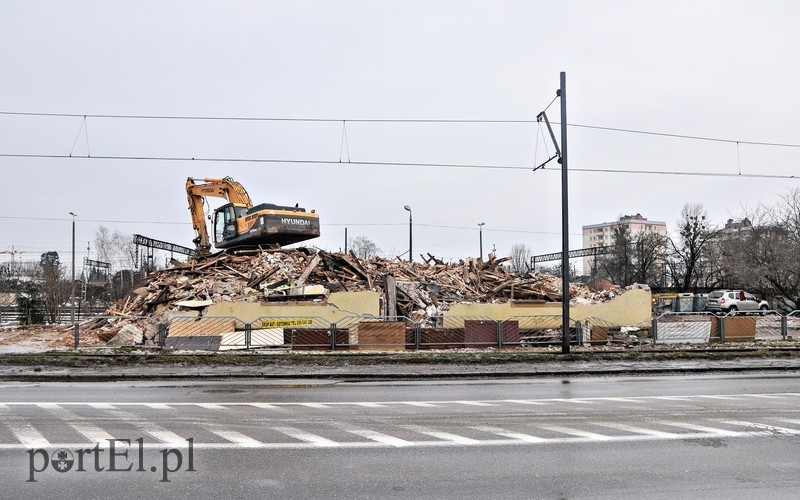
0, 215, 580, 236
0, 152, 795, 179
2, 109, 799, 148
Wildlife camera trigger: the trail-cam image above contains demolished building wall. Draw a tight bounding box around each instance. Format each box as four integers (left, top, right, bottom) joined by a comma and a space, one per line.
446, 287, 652, 326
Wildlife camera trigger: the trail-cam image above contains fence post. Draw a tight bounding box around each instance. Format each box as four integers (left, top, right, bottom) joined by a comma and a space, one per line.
718, 316, 725, 343
781, 315, 788, 340
330, 323, 337, 351
158, 323, 167, 348
245, 322, 252, 350
73, 323, 79, 349
652, 318, 658, 344
414, 322, 421, 350
574, 321, 583, 345
497, 321, 504, 348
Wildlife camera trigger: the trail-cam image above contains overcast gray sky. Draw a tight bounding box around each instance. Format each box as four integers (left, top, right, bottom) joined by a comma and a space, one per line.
1, 0, 799, 269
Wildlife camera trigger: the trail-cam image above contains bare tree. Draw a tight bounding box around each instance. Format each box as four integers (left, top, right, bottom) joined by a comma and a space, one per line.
95, 226, 141, 299
667, 203, 718, 292
508, 243, 532, 274
599, 224, 633, 285
632, 230, 666, 286
39, 251, 68, 323
348, 235, 381, 260
721, 189, 800, 306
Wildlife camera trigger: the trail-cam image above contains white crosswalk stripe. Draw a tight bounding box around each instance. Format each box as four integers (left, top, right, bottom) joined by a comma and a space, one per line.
343, 428, 411, 447
195, 403, 228, 410
272, 426, 337, 446
7, 422, 50, 448
402, 425, 479, 444
3, 393, 800, 410
207, 428, 263, 447
657, 421, 741, 437
0, 404, 50, 447
298, 403, 331, 409
537, 424, 613, 441
594, 422, 678, 438
716, 420, 800, 435
471, 426, 546, 443
247, 403, 284, 410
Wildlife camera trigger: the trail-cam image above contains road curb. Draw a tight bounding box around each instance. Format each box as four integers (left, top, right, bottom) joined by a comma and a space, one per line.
1, 362, 798, 382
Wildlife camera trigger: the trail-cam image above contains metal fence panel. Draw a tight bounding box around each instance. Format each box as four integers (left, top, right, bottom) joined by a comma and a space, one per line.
582, 317, 654, 346
336, 316, 411, 350
252, 316, 334, 350
754, 311, 783, 340
166, 316, 246, 350
418, 316, 498, 349
654, 312, 713, 344
507, 315, 579, 346
785, 311, 800, 340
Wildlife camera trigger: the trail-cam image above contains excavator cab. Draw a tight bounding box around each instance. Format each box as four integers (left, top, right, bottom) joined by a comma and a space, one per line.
213, 204, 242, 243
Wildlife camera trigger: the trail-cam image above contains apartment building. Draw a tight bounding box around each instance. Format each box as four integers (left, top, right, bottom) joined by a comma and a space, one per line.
582, 213, 668, 276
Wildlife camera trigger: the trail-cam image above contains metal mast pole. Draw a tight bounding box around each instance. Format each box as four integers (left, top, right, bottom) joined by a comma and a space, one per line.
70, 212, 76, 325
559, 72, 570, 354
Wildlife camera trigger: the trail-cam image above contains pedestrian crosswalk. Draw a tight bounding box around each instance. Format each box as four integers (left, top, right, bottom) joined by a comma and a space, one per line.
0, 392, 797, 412
0, 415, 797, 450
0, 392, 797, 450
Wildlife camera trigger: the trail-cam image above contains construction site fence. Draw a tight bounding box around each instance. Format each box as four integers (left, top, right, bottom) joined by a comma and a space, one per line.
65, 311, 800, 350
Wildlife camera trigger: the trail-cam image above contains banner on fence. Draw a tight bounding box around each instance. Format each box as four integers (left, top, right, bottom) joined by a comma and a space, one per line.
258, 318, 314, 329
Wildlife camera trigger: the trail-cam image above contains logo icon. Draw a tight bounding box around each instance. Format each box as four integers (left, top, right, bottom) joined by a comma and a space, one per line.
50, 449, 74, 473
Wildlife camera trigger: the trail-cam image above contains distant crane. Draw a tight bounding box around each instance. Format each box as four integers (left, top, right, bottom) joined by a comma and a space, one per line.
0, 246, 18, 266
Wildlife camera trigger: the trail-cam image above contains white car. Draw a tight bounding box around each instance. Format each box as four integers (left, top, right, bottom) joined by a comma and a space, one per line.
706, 290, 769, 315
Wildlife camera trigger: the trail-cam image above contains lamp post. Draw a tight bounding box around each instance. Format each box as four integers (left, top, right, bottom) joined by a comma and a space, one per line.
69, 212, 77, 324
478, 222, 485, 260
403, 205, 412, 262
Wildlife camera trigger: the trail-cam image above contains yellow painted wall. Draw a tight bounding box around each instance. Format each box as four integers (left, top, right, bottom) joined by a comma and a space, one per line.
446, 288, 651, 326
205, 290, 380, 324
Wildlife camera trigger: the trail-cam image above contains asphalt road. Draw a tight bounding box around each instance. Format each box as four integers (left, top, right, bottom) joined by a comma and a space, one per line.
1, 373, 799, 498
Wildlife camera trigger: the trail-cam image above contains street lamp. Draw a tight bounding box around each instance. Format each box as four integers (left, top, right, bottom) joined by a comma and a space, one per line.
403, 205, 412, 262
69, 212, 77, 324
478, 222, 485, 260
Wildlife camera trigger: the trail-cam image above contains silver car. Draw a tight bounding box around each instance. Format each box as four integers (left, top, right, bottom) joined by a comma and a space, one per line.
706, 290, 769, 315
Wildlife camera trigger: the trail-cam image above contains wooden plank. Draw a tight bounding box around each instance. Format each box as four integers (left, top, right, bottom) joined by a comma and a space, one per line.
384, 275, 397, 318
295, 254, 321, 286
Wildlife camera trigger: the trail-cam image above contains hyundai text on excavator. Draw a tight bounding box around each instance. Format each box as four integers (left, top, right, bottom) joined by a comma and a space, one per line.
186, 177, 320, 257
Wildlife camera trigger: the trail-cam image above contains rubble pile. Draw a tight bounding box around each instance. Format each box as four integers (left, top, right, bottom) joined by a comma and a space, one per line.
65, 248, 642, 346
100, 248, 623, 321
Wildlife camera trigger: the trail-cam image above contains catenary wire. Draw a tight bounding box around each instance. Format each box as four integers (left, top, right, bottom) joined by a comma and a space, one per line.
2, 110, 800, 148
0, 152, 795, 179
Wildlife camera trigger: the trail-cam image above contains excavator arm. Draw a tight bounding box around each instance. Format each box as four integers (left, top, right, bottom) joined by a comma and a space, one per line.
186, 177, 253, 255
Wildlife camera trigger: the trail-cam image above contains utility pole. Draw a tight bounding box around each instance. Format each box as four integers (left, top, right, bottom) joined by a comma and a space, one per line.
69, 212, 77, 325
404, 205, 412, 262
559, 71, 570, 354
344, 227, 348, 254
478, 222, 485, 259
535, 72, 571, 354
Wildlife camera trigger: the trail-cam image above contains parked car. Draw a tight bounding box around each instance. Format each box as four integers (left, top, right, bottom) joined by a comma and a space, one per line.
705, 290, 769, 315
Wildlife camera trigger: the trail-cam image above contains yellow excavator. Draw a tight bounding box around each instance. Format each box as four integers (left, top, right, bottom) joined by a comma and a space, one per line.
186, 177, 320, 256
